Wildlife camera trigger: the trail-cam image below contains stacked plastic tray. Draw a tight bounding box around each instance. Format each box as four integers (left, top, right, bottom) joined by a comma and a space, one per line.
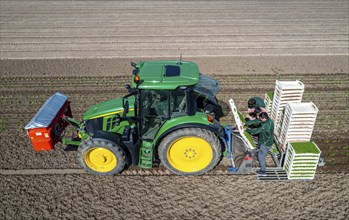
283, 142, 321, 180
270, 80, 304, 136
279, 102, 318, 148
264, 92, 273, 113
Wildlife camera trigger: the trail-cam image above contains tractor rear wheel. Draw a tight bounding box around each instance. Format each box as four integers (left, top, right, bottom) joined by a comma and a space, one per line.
158, 128, 222, 175
77, 138, 126, 175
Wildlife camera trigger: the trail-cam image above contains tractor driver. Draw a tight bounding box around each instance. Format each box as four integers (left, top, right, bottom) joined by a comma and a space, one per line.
245, 112, 274, 176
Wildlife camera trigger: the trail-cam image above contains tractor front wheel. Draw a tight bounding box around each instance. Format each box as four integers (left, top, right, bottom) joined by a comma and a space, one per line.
77, 138, 126, 175
158, 128, 222, 175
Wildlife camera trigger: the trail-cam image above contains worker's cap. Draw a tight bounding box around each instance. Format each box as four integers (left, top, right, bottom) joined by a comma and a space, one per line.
259, 112, 269, 119
248, 98, 256, 108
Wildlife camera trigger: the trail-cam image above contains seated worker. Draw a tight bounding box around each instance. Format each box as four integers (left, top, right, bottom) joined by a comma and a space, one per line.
245, 110, 262, 143
245, 112, 274, 176
245, 112, 261, 129
247, 97, 267, 114
246, 107, 262, 121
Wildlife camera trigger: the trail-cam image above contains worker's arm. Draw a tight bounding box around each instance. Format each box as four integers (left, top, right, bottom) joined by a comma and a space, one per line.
246, 122, 266, 135
245, 119, 261, 127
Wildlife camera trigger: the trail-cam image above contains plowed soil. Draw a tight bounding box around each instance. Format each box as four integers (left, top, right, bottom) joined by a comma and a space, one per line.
1, 0, 349, 219
1, 56, 348, 219
1, 0, 348, 58
1, 174, 348, 219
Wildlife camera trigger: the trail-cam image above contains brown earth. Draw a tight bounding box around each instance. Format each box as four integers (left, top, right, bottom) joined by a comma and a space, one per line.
0, 0, 349, 219
1, 174, 348, 219
1, 0, 348, 58
1, 56, 348, 172
0, 56, 348, 219
1, 56, 348, 77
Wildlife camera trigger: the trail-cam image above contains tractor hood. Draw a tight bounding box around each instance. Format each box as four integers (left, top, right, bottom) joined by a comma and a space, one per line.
83, 97, 135, 120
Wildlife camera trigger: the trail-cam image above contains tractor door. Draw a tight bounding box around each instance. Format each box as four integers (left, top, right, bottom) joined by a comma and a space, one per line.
140, 90, 169, 140
140, 89, 188, 140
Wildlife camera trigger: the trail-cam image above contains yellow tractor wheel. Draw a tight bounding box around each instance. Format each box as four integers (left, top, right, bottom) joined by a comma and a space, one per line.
158, 128, 222, 175
77, 138, 126, 175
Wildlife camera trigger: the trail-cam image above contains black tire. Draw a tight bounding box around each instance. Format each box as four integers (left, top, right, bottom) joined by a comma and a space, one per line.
77, 138, 126, 175
158, 128, 222, 176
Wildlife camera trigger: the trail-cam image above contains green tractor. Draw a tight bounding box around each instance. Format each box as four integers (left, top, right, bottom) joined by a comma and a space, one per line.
25, 60, 248, 176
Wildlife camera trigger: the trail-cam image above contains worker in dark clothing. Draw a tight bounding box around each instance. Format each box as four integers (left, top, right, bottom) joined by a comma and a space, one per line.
245, 112, 262, 143
245, 115, 261, 128
245, 107, 262, 121
245, 112, 274, 176
247, 97, 267, 116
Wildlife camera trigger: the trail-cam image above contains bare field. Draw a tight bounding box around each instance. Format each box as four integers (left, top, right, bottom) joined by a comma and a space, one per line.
1, 59, 349, 219
0, 57, 348, 220
1, 0, 349, 219
1, 0, 348, 58
0, 56, 348, 173
1, 55, 348, 77
1, 174, 348, 220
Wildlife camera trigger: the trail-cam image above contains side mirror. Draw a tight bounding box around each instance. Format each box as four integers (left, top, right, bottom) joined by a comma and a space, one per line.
125, 84, 136, 94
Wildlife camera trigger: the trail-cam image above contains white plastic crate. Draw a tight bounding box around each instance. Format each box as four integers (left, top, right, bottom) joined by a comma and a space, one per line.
283, 142, 321, 180
264, 92, 273, 113
279, 102, 318, 147
270, 80, 304, 136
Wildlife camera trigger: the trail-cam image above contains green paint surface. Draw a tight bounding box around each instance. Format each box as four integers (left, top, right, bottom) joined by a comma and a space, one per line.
155, 112, 211, 143
83, 97, 135, 120
132, 60, 200, 90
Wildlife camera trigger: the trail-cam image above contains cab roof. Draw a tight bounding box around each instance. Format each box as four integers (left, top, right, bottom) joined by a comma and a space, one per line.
131, 60, 200, 90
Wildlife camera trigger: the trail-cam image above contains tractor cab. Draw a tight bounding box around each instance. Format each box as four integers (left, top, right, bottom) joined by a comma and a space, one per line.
130, 61, 223, 140
139, 88, 189, 140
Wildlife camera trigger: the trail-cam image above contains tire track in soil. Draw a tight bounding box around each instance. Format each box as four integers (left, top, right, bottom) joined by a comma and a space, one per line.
0, 168, 230, 176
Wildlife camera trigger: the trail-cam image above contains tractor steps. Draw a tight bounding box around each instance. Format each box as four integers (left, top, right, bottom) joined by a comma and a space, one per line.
139, 145, 153, 169
256, 167, 289, 181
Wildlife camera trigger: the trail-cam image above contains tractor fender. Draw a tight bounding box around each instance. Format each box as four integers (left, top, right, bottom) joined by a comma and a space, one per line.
91, 130, 132, 165
155, 122, 225, 147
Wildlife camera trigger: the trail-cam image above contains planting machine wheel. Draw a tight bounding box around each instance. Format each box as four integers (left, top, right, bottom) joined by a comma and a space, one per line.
158, 128, 222, 175
77, 138, 126, 175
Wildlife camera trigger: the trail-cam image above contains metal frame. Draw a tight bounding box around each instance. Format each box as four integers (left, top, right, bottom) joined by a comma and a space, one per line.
228, 99, 255, 150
